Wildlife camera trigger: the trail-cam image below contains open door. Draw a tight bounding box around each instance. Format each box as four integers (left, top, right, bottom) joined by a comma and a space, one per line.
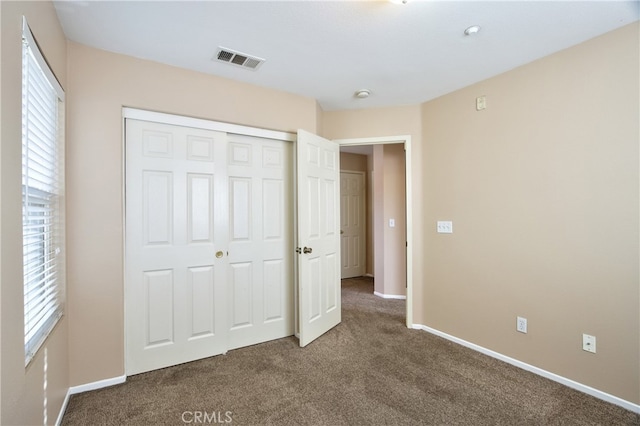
296, 129, 341, 347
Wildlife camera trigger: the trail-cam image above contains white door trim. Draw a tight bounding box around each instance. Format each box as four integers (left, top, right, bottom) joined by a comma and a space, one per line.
333, 135, 413, 328
122, 108, 296, 142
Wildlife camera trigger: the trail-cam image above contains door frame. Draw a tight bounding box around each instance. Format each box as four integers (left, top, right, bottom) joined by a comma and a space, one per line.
122, 108, 296, 142
333, 135, 413, 328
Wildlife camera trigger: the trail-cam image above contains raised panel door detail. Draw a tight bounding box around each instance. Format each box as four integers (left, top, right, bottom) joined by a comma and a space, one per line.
307, 177, 320, 239
142, 130, 173, 158
144, 269, 174, 347
230, 178, 251, 241
341, 234, 348, 267
350, 236, 361, 268
340, 193, 348, 227
351, 195, 362, 226
308, 257, 322, 322
230, 262, 252, 330
263, 260, 283, 322
187, 266, 215, 339
325, 253, 338, 312
187, 174, 214, 244
229, 142, 252, 166
263, 146, 283, 169
308, 144, 320, 166
324, 179, 337, 236
187, 135, 215, 162
324, 149, 336, 171
263, 179, 283, 241
143, 171, 173, 246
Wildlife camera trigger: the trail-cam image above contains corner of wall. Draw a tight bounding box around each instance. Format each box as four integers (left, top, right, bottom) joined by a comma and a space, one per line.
315, 100, 325, 136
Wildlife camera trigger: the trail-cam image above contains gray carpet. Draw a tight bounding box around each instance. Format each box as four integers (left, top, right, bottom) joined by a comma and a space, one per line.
62, 277, 639, 425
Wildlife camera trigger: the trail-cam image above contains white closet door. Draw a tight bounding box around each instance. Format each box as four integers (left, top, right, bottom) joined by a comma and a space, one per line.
226, 134, 294, 350
296, 130, 341, 347
125, 119, 228, 375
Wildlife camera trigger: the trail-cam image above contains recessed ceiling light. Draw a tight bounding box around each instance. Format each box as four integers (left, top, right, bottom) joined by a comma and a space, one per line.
464, 25, 481, 36
355, 89, 371, 99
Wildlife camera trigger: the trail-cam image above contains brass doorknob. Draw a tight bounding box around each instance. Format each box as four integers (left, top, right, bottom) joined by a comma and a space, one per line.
215, 251, 224, 258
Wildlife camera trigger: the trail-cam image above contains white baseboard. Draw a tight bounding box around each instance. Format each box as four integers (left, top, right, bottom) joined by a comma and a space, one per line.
69, 374, 127, 395
412, 324, 640, 414
55, 390, 71, 426
364, 273, 374, 278
374, 291, 406, 300
55, 375, 126, 426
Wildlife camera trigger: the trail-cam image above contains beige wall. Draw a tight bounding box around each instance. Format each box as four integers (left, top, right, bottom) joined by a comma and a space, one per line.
382, 144, 406, 296
2, 6, 636, 420
372, 145, 385, 294
366, 156, 374, 276
368, 144, 408, 297
340, 152, 367, 172
0, 1, 69, 424
65, 42, 319, 386
421, 23, 639, 404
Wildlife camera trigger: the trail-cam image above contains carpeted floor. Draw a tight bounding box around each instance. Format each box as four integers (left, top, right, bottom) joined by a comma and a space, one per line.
62, 277, 639, 425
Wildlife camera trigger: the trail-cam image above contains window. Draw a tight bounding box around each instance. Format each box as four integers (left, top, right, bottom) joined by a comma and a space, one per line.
22, 17, 65, 365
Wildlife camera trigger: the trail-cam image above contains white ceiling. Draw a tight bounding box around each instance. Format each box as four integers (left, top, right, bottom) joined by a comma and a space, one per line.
53, 0, 639, 111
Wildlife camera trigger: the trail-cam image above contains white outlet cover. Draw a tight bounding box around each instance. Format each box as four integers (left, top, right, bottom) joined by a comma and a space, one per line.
437, 221, 453, 234
476, 95, 487, 110
582, 334, 596, 353
517, 316, 527, 333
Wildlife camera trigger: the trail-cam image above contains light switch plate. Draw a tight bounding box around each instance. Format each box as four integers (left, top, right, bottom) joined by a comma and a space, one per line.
389, 218, 395, 228
437, 221, 453, 234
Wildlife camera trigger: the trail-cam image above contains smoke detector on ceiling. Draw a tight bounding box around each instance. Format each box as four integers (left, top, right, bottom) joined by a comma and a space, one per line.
355, 89, 371, 99
464, 25, 481, 36
214, 47, 265, 71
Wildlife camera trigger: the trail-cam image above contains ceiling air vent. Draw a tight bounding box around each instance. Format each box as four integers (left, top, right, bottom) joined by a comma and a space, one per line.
214, 47, 265, 71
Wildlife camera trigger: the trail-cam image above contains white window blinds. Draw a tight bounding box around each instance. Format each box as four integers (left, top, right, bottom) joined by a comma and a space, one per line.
22, 17, 66, 365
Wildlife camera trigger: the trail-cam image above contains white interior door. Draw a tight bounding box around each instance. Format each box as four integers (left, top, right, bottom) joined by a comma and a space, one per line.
125, 119, 228, 375
296, 129, 341, 347
340, 172, 365, 279
226, 134, 294, 350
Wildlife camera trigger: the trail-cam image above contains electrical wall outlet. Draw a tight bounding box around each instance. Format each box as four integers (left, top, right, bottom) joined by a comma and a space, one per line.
516, 316, 527, 333
583, 334, 596, 353
437, 221, 453, 234
476, 95, 487, 111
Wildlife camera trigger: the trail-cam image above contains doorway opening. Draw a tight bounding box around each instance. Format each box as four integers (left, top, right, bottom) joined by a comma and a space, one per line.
336, 136, 413, 328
